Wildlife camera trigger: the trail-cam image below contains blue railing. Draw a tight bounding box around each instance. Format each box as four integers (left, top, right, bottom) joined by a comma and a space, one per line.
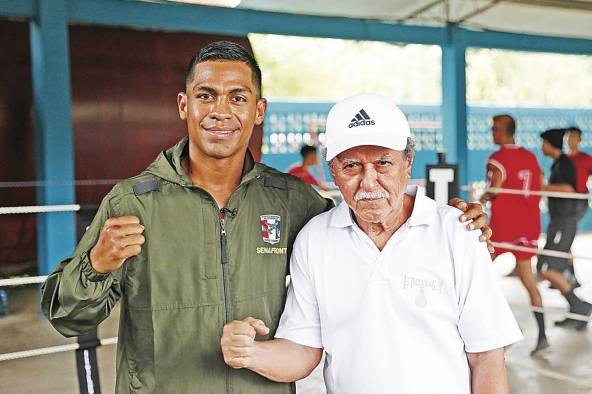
261, 101, 592, 230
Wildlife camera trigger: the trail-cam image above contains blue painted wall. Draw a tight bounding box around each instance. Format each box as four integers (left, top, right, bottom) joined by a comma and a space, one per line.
261, 101, 592, 231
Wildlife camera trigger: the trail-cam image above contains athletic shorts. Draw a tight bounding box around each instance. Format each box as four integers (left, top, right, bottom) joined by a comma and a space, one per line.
536, 215, 578, 272
493, 238, 538, 261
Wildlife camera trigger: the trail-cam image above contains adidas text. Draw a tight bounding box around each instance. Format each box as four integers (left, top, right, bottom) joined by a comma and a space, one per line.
348, 119, 375, 128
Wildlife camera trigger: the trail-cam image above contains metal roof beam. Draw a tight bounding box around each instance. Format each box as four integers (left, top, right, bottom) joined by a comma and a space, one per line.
461, 28, 592, 55
399, 0, 444, 21
506, 0, 592, 12
67, 0, 448, 45
3, 0, 592, 55
455, 0, 504, 23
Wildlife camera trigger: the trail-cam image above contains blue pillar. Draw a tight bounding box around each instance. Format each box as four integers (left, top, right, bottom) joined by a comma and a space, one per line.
441, 25, 468, 196
30, 0, 76, 275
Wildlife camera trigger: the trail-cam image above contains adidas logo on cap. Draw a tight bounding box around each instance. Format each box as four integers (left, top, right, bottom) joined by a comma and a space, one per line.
348, 109, 375, 128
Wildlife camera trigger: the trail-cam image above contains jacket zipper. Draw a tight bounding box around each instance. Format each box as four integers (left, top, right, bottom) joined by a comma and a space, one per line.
219, 208, 233, 394
189, 177, 261, 394
219, 209, 233, 324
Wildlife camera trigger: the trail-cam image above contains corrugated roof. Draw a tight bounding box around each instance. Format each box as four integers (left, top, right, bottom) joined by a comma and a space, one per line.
234, 0, 592, 40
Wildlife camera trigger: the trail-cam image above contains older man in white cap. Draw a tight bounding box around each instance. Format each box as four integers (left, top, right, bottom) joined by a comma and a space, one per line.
220, 94, 522, 394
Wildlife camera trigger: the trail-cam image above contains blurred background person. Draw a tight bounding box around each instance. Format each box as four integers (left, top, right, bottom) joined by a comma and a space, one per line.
567, 126, 591, 221
288, 145, 332, 191
538, 129, 591, 331
564, 126, 591, 288
480, 114, 546, 355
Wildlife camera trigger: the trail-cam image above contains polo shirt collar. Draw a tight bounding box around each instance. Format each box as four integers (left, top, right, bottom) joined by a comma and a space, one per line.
330, 185, 435, 228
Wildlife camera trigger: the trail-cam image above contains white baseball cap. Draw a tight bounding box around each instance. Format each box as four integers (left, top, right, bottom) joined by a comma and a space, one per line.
324, 93, 411, 161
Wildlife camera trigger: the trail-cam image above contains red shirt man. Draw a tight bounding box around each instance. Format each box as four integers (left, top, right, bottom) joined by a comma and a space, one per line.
487, 145, 542, 258
481, 114, 547, 355
287, 145, 330, 191
288, 165, 320, 186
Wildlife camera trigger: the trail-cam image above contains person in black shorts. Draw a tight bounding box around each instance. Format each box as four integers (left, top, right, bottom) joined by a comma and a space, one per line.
538, 128, 591, 330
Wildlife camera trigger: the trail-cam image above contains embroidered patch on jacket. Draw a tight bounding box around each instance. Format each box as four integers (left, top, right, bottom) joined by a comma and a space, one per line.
260, 214, 281, 245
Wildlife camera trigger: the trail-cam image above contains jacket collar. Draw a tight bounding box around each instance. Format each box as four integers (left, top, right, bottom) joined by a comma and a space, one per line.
148, 136, 259, 186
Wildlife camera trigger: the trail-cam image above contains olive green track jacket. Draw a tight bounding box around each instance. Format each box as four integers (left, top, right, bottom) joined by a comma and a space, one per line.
41, 137, 329, 393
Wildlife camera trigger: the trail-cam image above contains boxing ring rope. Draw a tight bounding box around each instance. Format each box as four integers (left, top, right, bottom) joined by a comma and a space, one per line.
0, 199, 111, 391
0, 203, 80, 286
0, 181, 590, 371
0, 204, 81, 215
0, 179, 121, 188
486, 187, 592, 200
0, 276, 47, 287
477, 183, 592, 323
0, 337, 118, 362
491, 242, 592, 261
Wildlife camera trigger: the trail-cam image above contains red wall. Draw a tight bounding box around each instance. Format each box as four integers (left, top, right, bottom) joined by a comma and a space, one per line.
69, 25, 262, 202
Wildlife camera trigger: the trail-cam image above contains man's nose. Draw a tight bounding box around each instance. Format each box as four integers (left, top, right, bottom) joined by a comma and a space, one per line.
360, 165, 379, 190
209, 98, 232, 120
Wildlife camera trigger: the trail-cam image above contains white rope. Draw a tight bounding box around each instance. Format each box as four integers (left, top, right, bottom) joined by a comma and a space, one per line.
0, 276, 48, 287
0, 337, 117, 362
487, 187, 591, 200
506, 358, 592, 387
0, 204, 80, 215
510, 304, 591, 323
0, 179, 121, 188
491, 242, 592, 261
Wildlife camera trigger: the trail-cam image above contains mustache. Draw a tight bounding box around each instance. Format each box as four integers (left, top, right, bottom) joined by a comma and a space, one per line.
353, 189, 389, 201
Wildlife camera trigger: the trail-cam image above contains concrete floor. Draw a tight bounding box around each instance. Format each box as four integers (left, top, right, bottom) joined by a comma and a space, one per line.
1, 234, 591, 394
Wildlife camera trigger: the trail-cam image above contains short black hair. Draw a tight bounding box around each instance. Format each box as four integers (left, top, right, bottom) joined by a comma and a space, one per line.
540, 128, 565, 150
185, 41, 262, 97
300, 145, 317, 159
493, 114, 516, 137
567, 126, 582, 136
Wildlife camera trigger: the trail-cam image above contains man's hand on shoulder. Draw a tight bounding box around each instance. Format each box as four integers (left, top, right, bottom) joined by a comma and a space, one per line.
448, 198, 494, 254
89, 216, 145, 274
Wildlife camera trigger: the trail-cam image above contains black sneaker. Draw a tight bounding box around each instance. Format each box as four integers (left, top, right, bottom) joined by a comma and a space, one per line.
554, 318, 588, 331
554, 301, 590, 330
572, 301, 592, 317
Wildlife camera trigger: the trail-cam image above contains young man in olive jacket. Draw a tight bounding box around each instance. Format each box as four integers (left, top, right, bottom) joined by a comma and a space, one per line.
41, 41, 491, 393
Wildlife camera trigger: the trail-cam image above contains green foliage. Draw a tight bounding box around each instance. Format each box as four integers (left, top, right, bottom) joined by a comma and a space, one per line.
250, 34, 592, 107
249, 34, 441, 103
467, 48, 592, 107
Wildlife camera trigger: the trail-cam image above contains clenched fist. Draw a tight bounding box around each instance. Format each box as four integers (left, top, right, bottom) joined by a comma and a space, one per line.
221, 317, 270, 369
89, 216, 145, 274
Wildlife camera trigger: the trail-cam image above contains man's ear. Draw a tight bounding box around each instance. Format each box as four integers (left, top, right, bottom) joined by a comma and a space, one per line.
255, 98, 267, 126
406, 152, 414, 178
328, 159, 337, 179
177, 92, 188, 120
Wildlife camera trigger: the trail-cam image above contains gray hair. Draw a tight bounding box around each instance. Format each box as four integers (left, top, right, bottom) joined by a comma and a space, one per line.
325, 137, 416, 167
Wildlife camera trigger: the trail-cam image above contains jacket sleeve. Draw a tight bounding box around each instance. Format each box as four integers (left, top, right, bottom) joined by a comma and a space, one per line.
40, 193, 123, 337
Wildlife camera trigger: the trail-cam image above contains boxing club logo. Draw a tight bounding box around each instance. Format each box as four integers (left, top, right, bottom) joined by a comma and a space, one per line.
260, 214, 281, 245
348, 109, 375, 128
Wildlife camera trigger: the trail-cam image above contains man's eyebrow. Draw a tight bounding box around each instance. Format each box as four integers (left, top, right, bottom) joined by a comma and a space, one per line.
229, 87, 252, 95
339, 157, 358, 164
378, 154, 395, 161
192, 85, 216, 94
191, 85, 253, 95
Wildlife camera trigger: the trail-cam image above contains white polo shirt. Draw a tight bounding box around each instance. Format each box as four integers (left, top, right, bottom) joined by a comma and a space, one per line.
275, 186, 522, 394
